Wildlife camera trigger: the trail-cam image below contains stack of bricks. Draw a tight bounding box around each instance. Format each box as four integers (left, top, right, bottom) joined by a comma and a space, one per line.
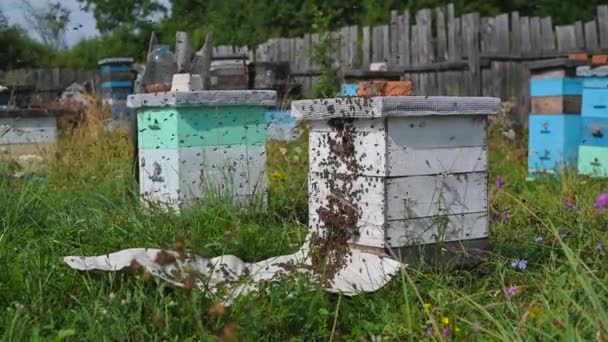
576, 65, 608, 176
527, 63, 583, 177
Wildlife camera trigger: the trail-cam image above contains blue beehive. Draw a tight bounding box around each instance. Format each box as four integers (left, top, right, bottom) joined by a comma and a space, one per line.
340, 83, 358, 96
98, 57, 136, 121
577, 66, 608, 176
527, 63, 583, 178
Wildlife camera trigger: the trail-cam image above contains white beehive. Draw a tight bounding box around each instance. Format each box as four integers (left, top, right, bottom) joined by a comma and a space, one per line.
292, 96, 500, 266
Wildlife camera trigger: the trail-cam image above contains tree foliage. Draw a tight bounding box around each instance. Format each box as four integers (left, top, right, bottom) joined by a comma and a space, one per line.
22, 0, 71, 49
0, 10, 55, 70
75, 0, 167, 34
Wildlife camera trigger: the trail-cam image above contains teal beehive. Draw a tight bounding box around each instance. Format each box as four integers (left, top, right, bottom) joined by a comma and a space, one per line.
128, 90, 277, 211
577, 66, 608, 177
527, 61, 583, 178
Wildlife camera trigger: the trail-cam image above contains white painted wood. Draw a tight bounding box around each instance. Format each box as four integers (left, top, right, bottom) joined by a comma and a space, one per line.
291, 96, 501, 120
309, 117, 386, 132
387, 146, 487, 176
387, 172, 487, 220
139, 149, 181, 209
387, 212, 488, 247
309, 130, 386, 176
387, 116, 486, 149
308, 172, 386, 248
179, 145, 267, 200
0, 117, 58, 145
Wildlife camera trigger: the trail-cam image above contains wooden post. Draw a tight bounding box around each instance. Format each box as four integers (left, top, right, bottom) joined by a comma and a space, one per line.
175, 31, 192, 73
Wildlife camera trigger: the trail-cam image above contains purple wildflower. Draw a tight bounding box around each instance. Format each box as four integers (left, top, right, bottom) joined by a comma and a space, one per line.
535, 236, 544, 244
597, 242, 604, 251
504, 286, 519, 298
594, 193, 608, 209
491, 212, 499, 222
426, 327, 434, 336
564, 199, 578, 211
511, 259, 528, 270
496, 176, 503, 190
443, 326, 452, 337
502, 214, 510, 223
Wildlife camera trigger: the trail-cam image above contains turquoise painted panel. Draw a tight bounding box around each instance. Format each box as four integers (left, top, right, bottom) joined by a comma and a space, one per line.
101, 81, 134, 88
582, 88, 608, 117
530, 78, 582, 96
139, 106, 267, 149
178, 106, 266, 147
580, 117, 608, 147
138, 108, 179, 149
528, 114, 580, 173
578, 145, 608, 177
583, 78, 608, 89
341, 84, 358, 96
265, 109, 298, 141
101, 65, 132, 73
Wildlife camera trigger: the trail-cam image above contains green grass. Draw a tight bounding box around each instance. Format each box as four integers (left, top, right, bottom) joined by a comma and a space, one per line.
1, 115, 608, 341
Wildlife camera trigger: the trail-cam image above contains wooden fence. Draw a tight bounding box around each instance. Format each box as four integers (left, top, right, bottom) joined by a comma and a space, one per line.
0, 68, 98, 105
214, 3, 608, 121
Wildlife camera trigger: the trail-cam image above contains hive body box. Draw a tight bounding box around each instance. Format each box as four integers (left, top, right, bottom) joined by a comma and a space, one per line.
99, 58, 136, 122
577, 66, 608, 177
527, 65, 582, 177
292, 96, 500, 267
128, 90, 277, 210
0, 110, 58, 171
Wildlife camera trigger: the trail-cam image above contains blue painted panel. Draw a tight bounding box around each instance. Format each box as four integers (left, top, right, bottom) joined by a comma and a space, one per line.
265, 109, 298, 141
101, 65, 132, 73
528, 114, 580, 173
530, 78, 582, 96
582, 88, 608, 117
580, 117, 608, 147
583, 78, 608, 89
341, 84, 359, 96
101, 81, 134, 89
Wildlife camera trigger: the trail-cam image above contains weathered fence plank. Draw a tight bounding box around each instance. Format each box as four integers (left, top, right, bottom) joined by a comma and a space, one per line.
362, 26, 371, 68
599, 5, 608, 49
398, 10, 411, 66
436, 6, 448, 62
511, 12, 521, 56
556, 25, 577, 52
584, 21, 599, 50
540, 17, 556, 53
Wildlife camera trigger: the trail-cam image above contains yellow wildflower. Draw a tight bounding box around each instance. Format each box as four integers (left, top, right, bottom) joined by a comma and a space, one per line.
423, 303, 431, 310
529, 307, 543, 319
455, 327, 461, 333
271, 171, 287, 182
442, 317, 450, 325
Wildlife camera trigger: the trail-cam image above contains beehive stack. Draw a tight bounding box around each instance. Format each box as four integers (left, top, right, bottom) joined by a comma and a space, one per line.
527, 63, 583, 177
292, 96, 500, 268
127, 90, 276, 211
576, 66, 608, 176
0, 109, 58, 171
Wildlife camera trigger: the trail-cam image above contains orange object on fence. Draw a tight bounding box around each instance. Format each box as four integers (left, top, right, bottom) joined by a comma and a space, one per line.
568, 53, 588, 62
591, 54, 608, 66
357, 80, 413, 97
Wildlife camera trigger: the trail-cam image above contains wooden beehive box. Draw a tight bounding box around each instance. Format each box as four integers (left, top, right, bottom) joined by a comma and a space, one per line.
292, 96, 500, 267
128, 90, 276, 211
0, 109, 58, 171
576, 65, 608, 176
527, 60, 583, 177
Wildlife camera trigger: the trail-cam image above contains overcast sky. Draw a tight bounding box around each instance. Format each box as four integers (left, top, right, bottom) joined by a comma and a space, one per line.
2, 0, 170, 46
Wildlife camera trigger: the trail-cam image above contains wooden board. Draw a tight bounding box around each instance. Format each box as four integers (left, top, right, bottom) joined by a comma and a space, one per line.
520, 16, 532, 54
0, 116, 58, 145
139, 148, 181, 209
511, 12, 521, 56
387, 115, 487, 149
599, 5, 608, 49
398, 10, 411, 66
387, 212, 488, 247
556, 25, 576, 52
436, 6, 448, 61
362, 26, 371, 68
309, 130, 386, 176
530, 95, 581, 114
540, 17, 556, 53
308, 172, 386, 248
387, 146, 487, 177
386, 172, 488, 220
